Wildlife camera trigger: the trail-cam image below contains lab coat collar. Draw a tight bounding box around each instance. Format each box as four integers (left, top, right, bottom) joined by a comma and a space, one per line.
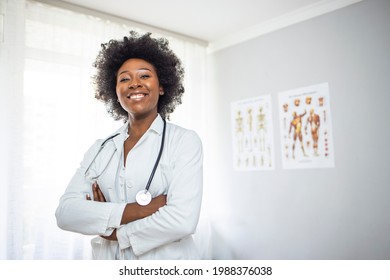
110, 114, 164, 151
112, 122, 128, 152
149, 114, 164, 136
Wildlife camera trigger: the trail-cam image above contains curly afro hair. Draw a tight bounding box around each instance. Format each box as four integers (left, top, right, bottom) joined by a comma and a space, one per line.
92, 31, 185, 121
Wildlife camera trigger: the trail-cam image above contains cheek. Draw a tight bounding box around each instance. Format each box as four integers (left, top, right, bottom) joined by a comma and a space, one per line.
116, 84, 125, 96
115, 86, 127, 105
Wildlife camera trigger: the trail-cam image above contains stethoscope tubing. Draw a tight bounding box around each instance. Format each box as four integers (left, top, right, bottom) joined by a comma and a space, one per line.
145, 119, 166, 192
84, 119, 167, 193
84, 133, 120, 179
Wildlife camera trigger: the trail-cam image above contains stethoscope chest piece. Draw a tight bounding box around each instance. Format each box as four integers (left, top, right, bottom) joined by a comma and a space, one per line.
136, 190, 152, 206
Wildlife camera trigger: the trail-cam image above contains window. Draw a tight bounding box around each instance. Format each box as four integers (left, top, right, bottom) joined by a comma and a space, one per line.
2, 0, 207, 259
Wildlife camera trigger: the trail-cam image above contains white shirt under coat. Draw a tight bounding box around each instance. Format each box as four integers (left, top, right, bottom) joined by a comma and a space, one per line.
55, 115, 203, 259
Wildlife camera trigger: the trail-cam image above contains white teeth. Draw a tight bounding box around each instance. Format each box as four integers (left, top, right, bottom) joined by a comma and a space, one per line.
129, 94, 146, 100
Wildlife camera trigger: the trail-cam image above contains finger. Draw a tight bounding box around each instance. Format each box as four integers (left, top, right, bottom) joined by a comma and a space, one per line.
92, 182, 99, 201
95, 183, 103, 201
95, 183, 106, 202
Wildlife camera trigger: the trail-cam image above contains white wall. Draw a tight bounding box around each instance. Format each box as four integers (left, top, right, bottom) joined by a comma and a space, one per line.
204, 0, 390, 259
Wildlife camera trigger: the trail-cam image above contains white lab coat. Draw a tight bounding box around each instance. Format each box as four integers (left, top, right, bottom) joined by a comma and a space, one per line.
55, 115, 203, 259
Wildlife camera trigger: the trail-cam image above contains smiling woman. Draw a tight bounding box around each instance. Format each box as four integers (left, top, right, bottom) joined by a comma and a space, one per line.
55, 31, 205, 260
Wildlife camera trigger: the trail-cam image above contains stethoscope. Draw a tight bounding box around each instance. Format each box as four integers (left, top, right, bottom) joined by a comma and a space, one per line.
84, 119, 166, 206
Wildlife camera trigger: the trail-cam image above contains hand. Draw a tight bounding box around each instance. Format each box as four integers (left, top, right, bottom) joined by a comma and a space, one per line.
121, 194, 167, 224
86, 182, 106, 202
138, 194, 167, 218
86, 183, 116, 240
101, 229, 117, 241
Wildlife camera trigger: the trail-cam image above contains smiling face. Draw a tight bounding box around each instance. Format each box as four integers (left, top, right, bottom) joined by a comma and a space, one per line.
116, 58, 163, 120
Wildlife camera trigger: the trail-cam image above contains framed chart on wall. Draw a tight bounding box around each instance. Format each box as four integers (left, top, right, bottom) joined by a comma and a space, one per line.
278, 83, 335, 169
231, 95, 275, 171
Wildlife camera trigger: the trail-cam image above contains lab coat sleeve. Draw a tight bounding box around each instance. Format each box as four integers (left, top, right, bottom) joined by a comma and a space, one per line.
116, 130, 203, 256
55, 140, 126, 236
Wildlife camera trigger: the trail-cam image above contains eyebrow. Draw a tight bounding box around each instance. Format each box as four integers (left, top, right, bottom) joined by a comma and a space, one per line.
118, 68, 153, 76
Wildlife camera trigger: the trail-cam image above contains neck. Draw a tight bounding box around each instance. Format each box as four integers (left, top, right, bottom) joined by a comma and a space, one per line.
127, 113, 158, 138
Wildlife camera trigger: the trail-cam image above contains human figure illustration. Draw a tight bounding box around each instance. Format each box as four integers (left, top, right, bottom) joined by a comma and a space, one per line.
289, 110, 307, 159
305, 108, 321, 156
257, 106, 266, 152
246, 108, 253, 152
235, 110, 244, 153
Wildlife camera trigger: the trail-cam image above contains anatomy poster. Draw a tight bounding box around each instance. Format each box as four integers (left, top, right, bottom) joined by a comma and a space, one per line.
231, 95, 275, 171
278, 83, 335, 169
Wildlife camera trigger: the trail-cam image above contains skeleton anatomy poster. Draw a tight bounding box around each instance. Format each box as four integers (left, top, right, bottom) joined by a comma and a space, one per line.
231, 95, 275, 171
278, 83, 335, 169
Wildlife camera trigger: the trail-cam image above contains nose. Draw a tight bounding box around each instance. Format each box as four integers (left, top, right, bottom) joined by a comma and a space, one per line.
128, 78, 142, 89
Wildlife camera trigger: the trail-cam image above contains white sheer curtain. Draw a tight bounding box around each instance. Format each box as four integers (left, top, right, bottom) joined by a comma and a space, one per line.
0, 0, 26, 260
1, 0, 208, 259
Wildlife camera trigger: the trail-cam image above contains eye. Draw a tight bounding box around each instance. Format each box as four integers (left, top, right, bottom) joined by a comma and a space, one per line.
119, 77, 129, 83
140, 74, 150, 79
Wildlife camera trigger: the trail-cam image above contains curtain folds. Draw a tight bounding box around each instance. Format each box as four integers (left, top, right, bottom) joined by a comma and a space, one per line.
0, 0, 26, 260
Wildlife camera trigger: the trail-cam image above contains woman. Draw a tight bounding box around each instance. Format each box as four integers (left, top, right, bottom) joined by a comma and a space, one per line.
55, 31, 203, 260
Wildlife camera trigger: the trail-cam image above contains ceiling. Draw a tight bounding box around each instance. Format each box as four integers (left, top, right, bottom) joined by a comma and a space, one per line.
59, 0, 361, 49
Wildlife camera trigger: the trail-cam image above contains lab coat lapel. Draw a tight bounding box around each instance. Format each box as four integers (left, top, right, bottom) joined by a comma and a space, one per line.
112, 122, 128, 152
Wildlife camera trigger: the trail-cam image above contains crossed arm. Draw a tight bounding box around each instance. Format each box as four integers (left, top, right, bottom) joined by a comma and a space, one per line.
86, 182, 166, 241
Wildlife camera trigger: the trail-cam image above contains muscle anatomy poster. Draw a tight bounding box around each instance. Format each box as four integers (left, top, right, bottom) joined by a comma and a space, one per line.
231, 95, 275, 171
278, 83, 335, 169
